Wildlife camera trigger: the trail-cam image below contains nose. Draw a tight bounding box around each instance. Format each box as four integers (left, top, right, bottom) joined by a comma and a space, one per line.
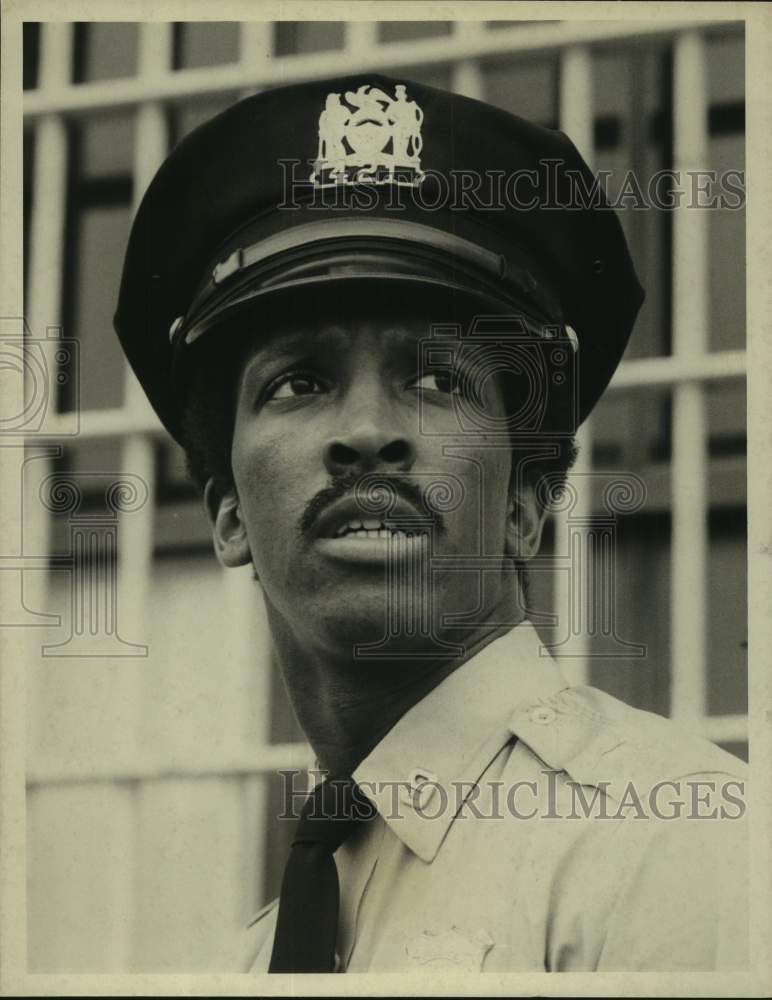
323, 397, 416, 478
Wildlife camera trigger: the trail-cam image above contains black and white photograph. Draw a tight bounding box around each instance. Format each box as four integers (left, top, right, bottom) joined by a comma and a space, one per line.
1, 1, 770, 994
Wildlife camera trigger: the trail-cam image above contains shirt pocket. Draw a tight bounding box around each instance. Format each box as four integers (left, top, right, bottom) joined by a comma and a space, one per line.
404, 926, 494, 971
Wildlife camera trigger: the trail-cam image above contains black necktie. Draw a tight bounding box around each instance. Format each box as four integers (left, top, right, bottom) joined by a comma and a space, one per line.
268, 775, 376, 973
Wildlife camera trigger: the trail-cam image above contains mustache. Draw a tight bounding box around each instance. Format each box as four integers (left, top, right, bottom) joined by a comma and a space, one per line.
299, 472, 447, 538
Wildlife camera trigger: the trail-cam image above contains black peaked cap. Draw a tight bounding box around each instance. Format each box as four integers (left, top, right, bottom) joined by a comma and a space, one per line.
114, 73, 645, 442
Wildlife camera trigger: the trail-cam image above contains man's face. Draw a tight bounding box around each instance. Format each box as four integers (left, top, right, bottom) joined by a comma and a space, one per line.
216, 297, 535, 656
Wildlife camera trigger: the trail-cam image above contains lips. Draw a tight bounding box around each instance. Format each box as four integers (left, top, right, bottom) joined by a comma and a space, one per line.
333, 519, 426, 539
313, 496, 429, 541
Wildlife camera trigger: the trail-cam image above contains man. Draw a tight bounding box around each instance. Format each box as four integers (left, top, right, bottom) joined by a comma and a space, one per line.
114, 74, 747, 973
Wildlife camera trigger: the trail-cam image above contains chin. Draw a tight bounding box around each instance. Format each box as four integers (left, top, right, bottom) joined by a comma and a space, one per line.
315, 602, 393, 653
310, 592, 443, 659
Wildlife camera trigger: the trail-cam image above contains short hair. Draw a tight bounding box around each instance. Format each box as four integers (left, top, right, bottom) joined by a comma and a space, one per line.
181, 338, 246, 497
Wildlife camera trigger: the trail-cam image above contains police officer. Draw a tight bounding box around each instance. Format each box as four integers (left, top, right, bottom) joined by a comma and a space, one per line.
115, 74, 748, 973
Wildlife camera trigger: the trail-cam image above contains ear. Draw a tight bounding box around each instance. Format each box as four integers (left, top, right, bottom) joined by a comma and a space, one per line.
505, 481, 548, 561
203, 478, 252, 569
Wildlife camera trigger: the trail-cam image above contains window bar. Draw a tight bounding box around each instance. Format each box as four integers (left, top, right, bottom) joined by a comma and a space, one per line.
670, 30, 709, 724
118, 22, 173, 972
31, 347, 746, 444
609, 349, 746, 390
236, 19, 279, 916
24, 20, 741, 119
224, 566, 274, 914
240, 20, 273, 65
452, 21, 485, 98
119, 23, 170, 673
701, 713, 748, 745
25, 23, 73, 629
19, 21, 73, 973
21, 706, 746, 788
344, 21, 378, 57
555, 45, 593, 684
239, 20, 273, 98
22, 20, 743, 122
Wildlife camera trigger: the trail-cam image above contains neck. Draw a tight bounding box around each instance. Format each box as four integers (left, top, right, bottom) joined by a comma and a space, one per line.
264, 587, 526, 777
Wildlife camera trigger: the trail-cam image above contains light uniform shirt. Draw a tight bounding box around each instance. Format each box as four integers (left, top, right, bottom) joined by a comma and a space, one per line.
234, 623, 748, 973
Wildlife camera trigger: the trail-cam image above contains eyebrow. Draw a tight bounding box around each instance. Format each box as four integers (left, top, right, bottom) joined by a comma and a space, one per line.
240, 322, 428, 382
237, 325, 345, 395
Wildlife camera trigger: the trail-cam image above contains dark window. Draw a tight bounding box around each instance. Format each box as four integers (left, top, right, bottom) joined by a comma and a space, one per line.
72, 22, 138, 83
378, 22, 452, 43
274, 21, 344, 56
173, 21, 240, 69
23, 21, 40, 90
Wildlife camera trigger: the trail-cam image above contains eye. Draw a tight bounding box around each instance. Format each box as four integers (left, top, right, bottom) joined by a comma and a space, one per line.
264, 371, 327, 401
410, 370, 462, 395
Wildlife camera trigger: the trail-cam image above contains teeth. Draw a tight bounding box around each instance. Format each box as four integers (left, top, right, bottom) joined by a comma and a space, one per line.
330, 515, 429, 540
334, 519, 385, 537
331, 523, 425, 540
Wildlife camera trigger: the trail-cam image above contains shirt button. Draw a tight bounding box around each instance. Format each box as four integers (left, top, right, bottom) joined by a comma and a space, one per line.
530, 705, 557, 725
402, 768, 439, 811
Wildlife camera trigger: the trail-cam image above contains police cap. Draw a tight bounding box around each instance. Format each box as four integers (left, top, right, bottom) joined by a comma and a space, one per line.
114, 73, 645, 443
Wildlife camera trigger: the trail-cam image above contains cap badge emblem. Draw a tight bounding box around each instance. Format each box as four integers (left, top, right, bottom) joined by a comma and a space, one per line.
310, 84, 425, 188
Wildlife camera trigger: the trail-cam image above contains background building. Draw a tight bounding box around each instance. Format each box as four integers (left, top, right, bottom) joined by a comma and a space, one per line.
21, 17, 746, 971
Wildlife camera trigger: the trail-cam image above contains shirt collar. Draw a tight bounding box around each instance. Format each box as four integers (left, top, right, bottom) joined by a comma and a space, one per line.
352, 622, 569, 863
